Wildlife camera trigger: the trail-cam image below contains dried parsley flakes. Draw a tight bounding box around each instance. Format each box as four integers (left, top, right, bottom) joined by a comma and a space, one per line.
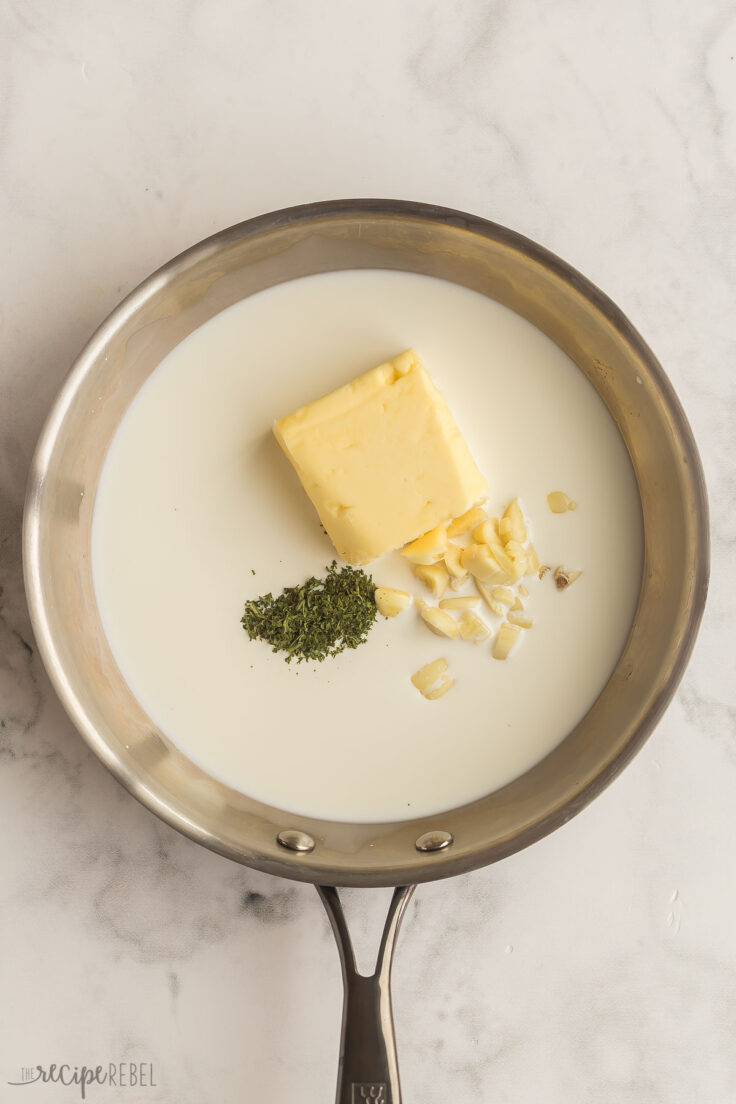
241, 561, 377, 663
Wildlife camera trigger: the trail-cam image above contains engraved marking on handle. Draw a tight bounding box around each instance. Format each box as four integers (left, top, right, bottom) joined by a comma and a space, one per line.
353, 1084, 387, 1103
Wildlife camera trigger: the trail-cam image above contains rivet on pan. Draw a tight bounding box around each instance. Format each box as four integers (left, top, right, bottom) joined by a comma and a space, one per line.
277, 829, 315, 853
415, 830, 453, 853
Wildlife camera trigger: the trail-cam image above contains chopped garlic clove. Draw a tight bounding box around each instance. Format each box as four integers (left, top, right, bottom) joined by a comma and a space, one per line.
493, 621, 521, 660
461, 544, 511, 585
439, 595, 480, 610
447, 505, 487, 537
472, 519, 497, 546
461, 542, 492, 573
419, 605, 459, 638
518, 584, 529, 598
538, 564, 551, 580
510, 595, 524, 611
374, 586, 412, 618
401, 524, 448, 565
509, 552, 527, 578
505, 539, 526, 561
474, 580, 495, 609
489, 542, 517, 577
547, 491, 577, 514
507, 610, 533, 629
475, 580, 510, 614
502, 498, 527, 543
410, 659, 454, 701
444, 543, 468, 579
411, 657, 448, 693
424, 674, 455, 700
508, 558, 527, 581
477, 522, 514, 566
414, 562, 450, 599
491, 585, 515, 605
458, 611, 490, 642
553, 566, 582, 591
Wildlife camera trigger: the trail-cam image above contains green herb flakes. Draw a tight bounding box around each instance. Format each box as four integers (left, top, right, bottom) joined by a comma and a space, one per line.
241, 562, 377, 663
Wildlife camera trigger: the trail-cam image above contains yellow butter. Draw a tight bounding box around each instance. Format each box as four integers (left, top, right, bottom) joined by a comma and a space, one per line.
273, 350, 487, 564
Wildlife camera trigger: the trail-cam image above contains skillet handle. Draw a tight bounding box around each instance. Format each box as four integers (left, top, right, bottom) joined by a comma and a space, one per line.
317, 885, 416, 1104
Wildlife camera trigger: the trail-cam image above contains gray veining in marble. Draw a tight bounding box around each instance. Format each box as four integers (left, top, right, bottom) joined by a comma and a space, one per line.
1, 1, 735, 1101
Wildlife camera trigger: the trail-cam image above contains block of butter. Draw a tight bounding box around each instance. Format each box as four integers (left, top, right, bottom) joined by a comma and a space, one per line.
273, 350, 487, 565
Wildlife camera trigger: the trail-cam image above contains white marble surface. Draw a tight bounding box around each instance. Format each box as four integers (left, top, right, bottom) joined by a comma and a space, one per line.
1, 2, 734, 1101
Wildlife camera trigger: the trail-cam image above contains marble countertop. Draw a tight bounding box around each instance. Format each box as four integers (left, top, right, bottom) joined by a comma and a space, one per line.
2, 2, 734, 1101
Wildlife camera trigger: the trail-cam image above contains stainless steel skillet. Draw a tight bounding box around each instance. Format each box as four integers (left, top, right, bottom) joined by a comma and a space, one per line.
23, 200, 708, 1102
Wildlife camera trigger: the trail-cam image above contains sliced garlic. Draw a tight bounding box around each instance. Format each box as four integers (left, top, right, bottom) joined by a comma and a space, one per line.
518, 584, 529, 599
447, 505, 487, 537
538, 564, 551, 580
493, 621, 521, 660
414, 563, 450, 599
439, 596, 480, 610
424, 674, 455, 700
411, 657, 448, 693
458, 611, 490, 643
419, 605, 459, 638
510, 595, 524, 611
401, 524, 448, 565
374, 587, 412, 618
547, 491, 577, 513
507, 610, 533, 629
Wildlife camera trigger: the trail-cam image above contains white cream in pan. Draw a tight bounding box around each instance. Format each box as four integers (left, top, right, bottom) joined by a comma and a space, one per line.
91, 269, 643, 823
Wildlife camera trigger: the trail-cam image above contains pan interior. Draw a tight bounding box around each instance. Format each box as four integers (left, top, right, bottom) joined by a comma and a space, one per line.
90, 267, 643, 824
24, 203, 708, 884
